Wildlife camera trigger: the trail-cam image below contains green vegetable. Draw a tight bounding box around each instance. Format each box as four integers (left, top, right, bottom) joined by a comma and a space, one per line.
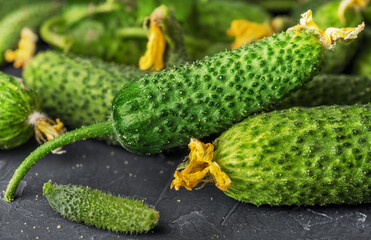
23, 50, 143, 130
0, 72, 40, 149
4, 17, 363, 202
277, 75, 371, 109
0, 1, 61, 65
43, 181, 159, 233
0, 72, 65, 150
172, 104, 371, 206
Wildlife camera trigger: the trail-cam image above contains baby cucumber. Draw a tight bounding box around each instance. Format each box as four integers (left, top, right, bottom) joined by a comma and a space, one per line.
0, 72, 40, 149
277, 75, 371, 109
172, 104, 371, 206
23, 51, 142, 130
43, 181, 159, 233
0, 1, 61, 65
0, 72, 65, 150
4, 14, 364, 202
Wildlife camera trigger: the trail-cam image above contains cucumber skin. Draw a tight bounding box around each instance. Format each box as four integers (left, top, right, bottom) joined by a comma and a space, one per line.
213, 104, 371, 206
0, 72, 40, 149
113, 30, 323, 154
277, 75, 371, 109
0, 2, 61, 65
23, 51, 143, 140
43, 181, 159, 233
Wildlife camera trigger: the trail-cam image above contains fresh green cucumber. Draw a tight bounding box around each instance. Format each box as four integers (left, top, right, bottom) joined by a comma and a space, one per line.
172, 104, 371, 206
4, 18, 364, 202
23, 51, 143, 130
43, 181, 159, 233
277, 75, 371, 109
0, 72, 65, 150
0, 72, 40, 149
0, 1, 61, 65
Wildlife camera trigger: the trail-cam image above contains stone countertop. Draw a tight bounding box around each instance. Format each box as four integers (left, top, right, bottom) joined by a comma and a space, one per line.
1, 60, 371, 240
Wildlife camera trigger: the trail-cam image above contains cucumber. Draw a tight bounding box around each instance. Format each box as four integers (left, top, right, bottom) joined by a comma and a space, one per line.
112, 28, 323, 154
277, 75, 371, 109
4, 16, 364, 202
171, 104, 371, 206
0, 72, 40, 149
43, 181, 159, 233
0, 72, 65, 150
23, 51, 143, 130
0, 1, 61, 65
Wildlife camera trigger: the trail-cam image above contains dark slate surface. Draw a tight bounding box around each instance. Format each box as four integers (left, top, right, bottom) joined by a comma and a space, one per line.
1, 53, 371, 240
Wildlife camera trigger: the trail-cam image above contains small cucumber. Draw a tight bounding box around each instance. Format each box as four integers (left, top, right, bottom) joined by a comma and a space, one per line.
23, 51, 143, 130
172, 104, 371, 206
0, 1, 61, 65
0, 72, 65, 151
277, 75, 371, 109
4, 14, 364, 202
0, 72, 40, 149
43, 181, 159, 233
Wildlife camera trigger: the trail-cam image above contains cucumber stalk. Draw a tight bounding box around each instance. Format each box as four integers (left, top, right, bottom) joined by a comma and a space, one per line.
3, 121, 114, 202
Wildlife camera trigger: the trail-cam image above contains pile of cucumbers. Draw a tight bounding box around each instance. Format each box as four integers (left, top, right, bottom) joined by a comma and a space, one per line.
1, 0, 370, 235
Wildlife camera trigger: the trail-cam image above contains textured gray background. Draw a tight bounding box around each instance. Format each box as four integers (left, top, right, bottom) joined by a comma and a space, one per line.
1, 50, 371, 240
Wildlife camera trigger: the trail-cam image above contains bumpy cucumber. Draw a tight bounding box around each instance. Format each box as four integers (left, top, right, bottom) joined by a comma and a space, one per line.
0, 1, 61, 65
173, 104, 371, 206
112, 29, 324, 153
277, 75, 371, 109
5, 23, 363, 202
0, 72, 40, 149
23, 51, 142, 129
43, 181, 159, 233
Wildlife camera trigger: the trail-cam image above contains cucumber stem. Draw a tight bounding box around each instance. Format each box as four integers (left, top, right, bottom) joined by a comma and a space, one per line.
3, 120, 115, 202
40, 16, 70, 50
115, 27, 147, 39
